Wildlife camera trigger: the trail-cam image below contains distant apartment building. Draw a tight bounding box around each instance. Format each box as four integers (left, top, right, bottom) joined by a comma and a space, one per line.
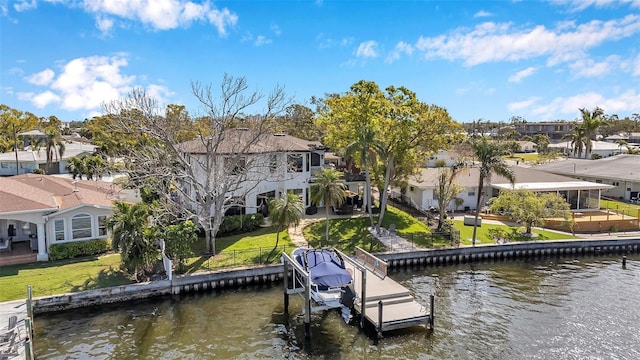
514, 121, 572, 143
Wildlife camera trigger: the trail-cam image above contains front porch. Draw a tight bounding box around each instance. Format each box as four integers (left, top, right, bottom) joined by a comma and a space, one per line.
0, 242, 37, 266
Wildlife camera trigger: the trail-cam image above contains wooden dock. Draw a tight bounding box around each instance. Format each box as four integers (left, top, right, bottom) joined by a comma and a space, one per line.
282, 247, 433, 342
342, 248, 433, 335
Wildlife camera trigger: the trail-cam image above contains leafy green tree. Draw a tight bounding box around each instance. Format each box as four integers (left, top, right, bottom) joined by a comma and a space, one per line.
267, 191, 304, 259
310, 168, 347, 244
489, 189, 572, 235
564, 123, 586, 158
107, 202, 158, 281
0, 105, 39, 174
579, 107, 605, 159
470, 138, 515, 246
533, 134, 550, 154
65, 156, 86, 179
163, 220, 199, 272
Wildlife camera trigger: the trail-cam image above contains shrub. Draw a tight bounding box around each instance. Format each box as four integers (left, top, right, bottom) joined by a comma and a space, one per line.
49, 238, 112, 261
591, 153, 603, 160
32, 168, 45, 174
217, 213, 264, 236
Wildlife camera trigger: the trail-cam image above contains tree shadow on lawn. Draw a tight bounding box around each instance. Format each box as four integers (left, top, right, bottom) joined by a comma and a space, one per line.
69, 266, 132, 292
305, 218, 386, 254
0, 255, 105, 277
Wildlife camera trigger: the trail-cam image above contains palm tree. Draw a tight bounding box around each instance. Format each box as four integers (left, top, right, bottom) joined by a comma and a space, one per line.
267, 191, 304, 260
44, 129, 65, 174
470, 138, 515, 246
617, 139, 627, 154
65, 156, 86, 179
579, 107, 605, 159
310, 168, 347, 245
563, 123, 586, 159
107, 202, 157, 281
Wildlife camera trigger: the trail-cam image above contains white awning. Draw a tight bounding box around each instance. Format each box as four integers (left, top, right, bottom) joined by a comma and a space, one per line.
492, 181, 614, 191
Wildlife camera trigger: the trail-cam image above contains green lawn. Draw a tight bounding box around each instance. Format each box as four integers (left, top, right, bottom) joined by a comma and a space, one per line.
0, 253, 130, 302
453, 220, 579, 246
600, 199, 640, 217
182, 226, 294, 272
303, 206, 454, 252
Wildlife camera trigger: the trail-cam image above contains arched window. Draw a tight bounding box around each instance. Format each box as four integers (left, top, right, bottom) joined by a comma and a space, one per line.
72, 214, 92, 239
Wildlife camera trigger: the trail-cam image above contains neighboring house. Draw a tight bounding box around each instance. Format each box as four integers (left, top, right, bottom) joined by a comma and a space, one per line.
513, 121, 572, 142
178, 130, 327, 215
396, 166, 612, 213
0, 174, 122, 261
0, 141, 97, 176
515, 141, 537, 153
425, 149, 466, 168
534, 154, 640, 201
548, 140, 627, 158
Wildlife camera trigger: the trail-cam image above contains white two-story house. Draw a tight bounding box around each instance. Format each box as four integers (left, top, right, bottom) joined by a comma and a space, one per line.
177, 129, 326, 216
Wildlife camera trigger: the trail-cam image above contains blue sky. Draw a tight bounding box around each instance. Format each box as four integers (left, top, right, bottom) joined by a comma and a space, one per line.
1, 0, 640, 124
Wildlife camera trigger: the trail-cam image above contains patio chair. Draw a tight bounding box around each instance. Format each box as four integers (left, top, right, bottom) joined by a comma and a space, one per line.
0, 330, 19, 359
388, 223, 396, 236
0, 316, 17, 342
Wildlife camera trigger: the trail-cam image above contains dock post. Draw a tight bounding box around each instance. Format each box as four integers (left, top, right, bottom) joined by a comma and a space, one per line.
283, 260, 289, 313
429, 295, 435, 330
304, 276, 311, 347
377, 301, 383, 337
359, 269, 367, 329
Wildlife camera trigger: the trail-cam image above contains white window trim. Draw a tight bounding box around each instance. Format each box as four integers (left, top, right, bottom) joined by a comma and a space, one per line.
71, 213, 93, 240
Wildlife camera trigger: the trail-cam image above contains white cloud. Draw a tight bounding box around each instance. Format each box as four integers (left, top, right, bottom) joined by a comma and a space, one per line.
80, 0, 238, 35
523, 90, 640, 119
96, 15, 114, 34
356, 40, 378, 58
386, 41, 414, 63
255, 35, 272, 46
508, 96, 541, 112
414, 15, 640, 66
551, 0, 640, 12
146, 84, 173, 107
474, 10, 492, 18
25, 69, 55, 85
13, 0, 36, 12
271, 24, 281, 36
316, 33, 354, 49
508, 66, 537, 83
18, 55, 141, 112
568, 55, 619, 77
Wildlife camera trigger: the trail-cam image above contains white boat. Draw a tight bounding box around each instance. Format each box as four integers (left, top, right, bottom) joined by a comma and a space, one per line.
291, 247, 355, 310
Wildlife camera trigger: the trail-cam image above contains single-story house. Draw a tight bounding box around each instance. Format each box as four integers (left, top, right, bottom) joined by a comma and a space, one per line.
0, 174, 122, 261
516, 141, 537, 153
0, 141, 97, 176
395, 166, 613, 213
534, 154, 640, 202
548, 140, 627, 158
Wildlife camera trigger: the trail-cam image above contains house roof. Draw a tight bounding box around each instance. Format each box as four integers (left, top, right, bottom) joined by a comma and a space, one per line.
533, 154, 640, 182
0, 141, 96, 163
548, 140, 623, 151
409, 165, 612, 191
178, 129, 324, 155
0, 174, 118, 214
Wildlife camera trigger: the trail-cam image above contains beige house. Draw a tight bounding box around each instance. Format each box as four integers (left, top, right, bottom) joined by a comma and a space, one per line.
0, 174, 122, 262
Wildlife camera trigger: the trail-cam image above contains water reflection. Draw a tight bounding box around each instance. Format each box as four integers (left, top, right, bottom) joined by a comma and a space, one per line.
36, 255, 640, 359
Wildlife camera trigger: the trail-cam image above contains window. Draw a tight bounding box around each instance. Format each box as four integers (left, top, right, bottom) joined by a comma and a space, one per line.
432, 191, 438, 200
54, 219, 65, 241
611, 181, 619, 186
269, 154, 278, 173
409, 186, 415, 192
71, 214, 92, 239
595, 180, 602, 183
98, 215, 107, 236
224, 157, 246, 175
468, 191, 476, 196
287, 154, 303, 173
0, 162, 7, 168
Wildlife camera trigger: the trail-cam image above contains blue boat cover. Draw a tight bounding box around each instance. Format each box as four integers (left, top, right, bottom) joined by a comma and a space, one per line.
303, 250, 352, 287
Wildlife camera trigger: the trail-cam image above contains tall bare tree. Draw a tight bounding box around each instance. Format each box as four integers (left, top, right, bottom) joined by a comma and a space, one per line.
103, 74, 290, 254
434, 164, 464, 231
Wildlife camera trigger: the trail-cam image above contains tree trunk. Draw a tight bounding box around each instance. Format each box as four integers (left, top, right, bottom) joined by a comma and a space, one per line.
324, 204, 330, 247
376, 156, 394, 230
471, 177, 484, 246
364, 164, 375, 229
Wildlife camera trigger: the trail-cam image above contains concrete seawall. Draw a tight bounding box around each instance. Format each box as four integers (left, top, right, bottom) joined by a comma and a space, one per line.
32, 238, 640, 314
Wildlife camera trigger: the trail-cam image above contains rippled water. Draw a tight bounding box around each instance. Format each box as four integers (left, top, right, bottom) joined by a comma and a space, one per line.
35, 255, 640, 359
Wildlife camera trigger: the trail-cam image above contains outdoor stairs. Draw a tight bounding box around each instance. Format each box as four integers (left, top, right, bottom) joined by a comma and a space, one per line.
0, 253, 37, 266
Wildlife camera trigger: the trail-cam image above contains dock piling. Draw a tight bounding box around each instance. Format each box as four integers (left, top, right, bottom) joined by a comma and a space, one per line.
283, 260, 289, 313
429, 295, 435, 330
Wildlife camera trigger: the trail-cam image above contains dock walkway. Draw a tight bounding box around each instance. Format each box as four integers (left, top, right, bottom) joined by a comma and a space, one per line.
0, 300, 28, 359
343, 248, 432, 334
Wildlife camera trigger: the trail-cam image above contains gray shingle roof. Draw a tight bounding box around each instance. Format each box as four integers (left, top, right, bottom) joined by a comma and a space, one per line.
534, 154, 640, 182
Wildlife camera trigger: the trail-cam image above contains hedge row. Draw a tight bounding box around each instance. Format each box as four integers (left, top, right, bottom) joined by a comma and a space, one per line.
217, 213, 265, 236
49, 238, 112, 261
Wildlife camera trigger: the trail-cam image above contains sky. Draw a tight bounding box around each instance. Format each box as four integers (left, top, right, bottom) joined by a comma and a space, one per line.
1, 0, 640, 124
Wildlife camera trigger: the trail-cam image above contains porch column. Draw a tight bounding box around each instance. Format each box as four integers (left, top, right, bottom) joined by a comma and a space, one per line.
36, 222, 48, 261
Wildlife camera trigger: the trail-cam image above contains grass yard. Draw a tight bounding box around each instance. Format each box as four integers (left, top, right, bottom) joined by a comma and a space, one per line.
600, 198, 640, 217
0, 253, 130, 302
182, 226, 294, 272
453, 220, 579, 246
303, 206, 454, 252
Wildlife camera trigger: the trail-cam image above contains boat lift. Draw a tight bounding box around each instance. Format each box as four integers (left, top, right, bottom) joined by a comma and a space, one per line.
282, 247, 434, 341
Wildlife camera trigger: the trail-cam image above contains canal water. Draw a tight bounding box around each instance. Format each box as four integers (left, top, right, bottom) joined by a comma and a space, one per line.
34, 255, 640, 359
